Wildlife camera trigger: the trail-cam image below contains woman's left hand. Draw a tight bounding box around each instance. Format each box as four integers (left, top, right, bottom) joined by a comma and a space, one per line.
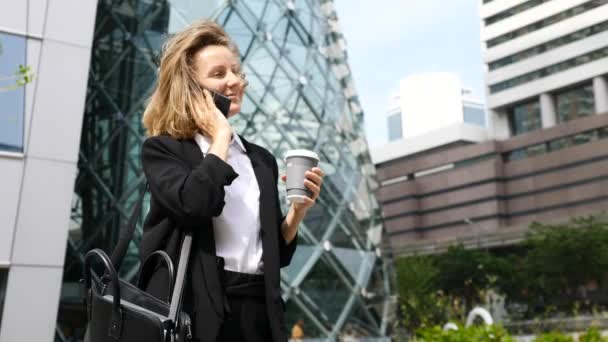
282, 167, 324, 214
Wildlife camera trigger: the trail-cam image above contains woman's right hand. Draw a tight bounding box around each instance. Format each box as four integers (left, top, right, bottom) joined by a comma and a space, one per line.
192, 89, 232, 143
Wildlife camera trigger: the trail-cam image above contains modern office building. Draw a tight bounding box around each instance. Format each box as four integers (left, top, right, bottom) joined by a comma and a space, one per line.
0, 1, 394, 341
386, 73, 486, 142
373, 0, 608, 255
482, 0, 608, 139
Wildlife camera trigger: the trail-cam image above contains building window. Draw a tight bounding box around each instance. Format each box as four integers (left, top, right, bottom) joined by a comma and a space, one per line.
509, 100, 541, 135
556, 83, 595, 122
486, 0, 608, 48
489, 20, 608, 71
387, 112, 403, 141
0, 32, 26, 153
0, 269, 7, 325
505, 126, 607, 161
485, 0, 550, 26
463, 105, 486, 127
489, 46, 608, 94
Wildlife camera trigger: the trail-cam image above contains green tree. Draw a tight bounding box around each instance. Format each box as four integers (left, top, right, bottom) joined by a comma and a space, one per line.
434, 245, 504, 311
395, 256, 448, 331
526, 215, 608, 291
494, 214, 608, 316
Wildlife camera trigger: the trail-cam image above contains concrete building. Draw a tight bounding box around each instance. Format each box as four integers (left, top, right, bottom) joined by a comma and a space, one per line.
386, 73, 486, 142
373, 0, 608, 255
375, 114, 608, 255
482, 0, 608, 139
0, 1, 98, 341
0, 1, 393, 341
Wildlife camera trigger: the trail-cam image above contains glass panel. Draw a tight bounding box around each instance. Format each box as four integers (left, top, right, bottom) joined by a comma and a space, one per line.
573, 130, 598, 145
548, 136, 574, 152
330, 222, 362, 250
303, 201, 335, 241
284, 296, 325, 339
599, 126, 608, 139
506, 143, 547, 161
463, 105, 485, 127
342, 208, 369, 246
556, 83, 595, 122
282, 244, 316, 286
167, 0, 224, 33
342, 298, 382, 338
509, 128, 604, 161
506, 149, 526, 162
387, 112, 402, 141
0, 269, 7, 324
0, 32, 26, 152
509, 100, 541, 135
331, 247, 376, 287
366, 260, 389, 302
299, 258, 350, 324
222, 8, 255, 58
525, 143, 547, 158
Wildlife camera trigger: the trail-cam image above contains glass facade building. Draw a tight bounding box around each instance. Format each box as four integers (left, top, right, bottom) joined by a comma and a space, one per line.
56, 0, 394, 341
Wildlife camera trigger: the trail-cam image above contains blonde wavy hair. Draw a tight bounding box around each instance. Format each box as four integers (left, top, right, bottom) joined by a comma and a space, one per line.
143, 21, 242, 138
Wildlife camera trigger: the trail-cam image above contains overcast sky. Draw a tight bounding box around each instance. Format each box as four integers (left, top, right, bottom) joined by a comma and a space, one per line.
333, 0, 486, 147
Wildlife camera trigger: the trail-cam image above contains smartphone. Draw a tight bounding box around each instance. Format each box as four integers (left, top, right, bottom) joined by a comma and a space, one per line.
206, 88, 231, 117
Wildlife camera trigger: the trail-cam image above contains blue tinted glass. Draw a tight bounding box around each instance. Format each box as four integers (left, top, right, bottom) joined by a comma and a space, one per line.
463, 105, 486, 127
387, 112, 402, 141
0, 32, 26, 152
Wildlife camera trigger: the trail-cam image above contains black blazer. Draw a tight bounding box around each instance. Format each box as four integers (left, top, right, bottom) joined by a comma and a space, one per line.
139, 134, 297, 342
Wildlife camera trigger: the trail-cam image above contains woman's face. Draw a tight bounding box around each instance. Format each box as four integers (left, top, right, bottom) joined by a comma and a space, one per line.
193, 45, 245, 117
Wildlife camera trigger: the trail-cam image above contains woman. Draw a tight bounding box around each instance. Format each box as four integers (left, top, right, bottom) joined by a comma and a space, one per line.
139, 21, 324, 342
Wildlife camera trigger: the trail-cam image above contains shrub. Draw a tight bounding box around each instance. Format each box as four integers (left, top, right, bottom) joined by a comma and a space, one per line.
532, 331, 574, 342
415, 324, 514, 342
579, 327, 608, 342
395, 215, 608, 331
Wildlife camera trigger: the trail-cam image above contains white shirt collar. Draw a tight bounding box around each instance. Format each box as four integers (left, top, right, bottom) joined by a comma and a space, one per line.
194, 132, 247, 155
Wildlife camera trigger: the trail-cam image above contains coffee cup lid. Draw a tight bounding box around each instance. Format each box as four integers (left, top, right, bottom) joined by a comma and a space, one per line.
285, 149, 319, 161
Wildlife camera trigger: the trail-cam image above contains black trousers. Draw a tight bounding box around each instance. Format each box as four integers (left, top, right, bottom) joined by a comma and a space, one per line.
217, 294, 272, 342
217, 270, 272, 342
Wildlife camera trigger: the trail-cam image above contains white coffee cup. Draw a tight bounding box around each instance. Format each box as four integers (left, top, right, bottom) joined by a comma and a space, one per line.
284, 149, 319, 203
